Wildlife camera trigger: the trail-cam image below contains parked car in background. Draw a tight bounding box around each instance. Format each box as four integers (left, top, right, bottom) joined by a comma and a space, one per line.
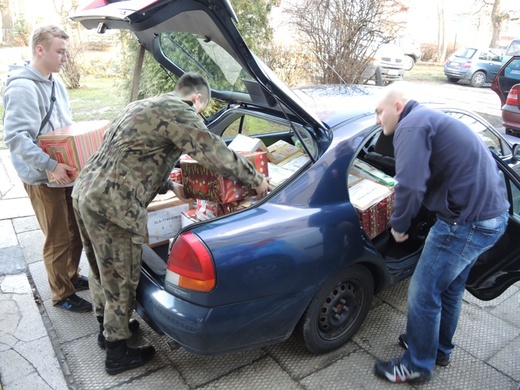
444, 47, 503, 87
364, 43, 405, 85
492, 55, 520, 137
502, 38, 520, 65
71, 0, 520, 357
400, 40, 422, 71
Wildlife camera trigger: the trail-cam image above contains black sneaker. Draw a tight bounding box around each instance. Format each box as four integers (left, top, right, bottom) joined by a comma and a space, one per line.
97, 319, 140, 348
105, 340, 155, 375
375, 358, 432, 383
73, 275, 89, 292
54, 293, 93, 313
398, 333, 451, 366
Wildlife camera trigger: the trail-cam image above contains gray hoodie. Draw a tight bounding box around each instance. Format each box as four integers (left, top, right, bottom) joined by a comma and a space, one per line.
2, 61, 72, 185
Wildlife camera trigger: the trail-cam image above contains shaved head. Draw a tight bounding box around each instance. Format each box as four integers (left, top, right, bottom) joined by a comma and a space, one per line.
375, 87, 410, 135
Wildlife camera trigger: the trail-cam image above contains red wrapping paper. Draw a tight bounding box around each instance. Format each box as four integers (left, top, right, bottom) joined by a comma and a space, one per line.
38, 120, 110, 182
356, 191, 394, 239
170, 168, 183, 183
181, 152, 268, 203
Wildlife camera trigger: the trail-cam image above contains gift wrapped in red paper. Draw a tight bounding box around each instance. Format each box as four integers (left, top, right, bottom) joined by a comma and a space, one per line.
169, 168, 183, 183
181, 152, 268, 203
349, 179, 394, 239
38, 120, 110, 182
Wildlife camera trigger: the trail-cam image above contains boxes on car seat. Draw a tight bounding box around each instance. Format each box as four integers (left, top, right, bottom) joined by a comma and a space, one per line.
38, 120, 110, 182
228, 134, 274, 161
267, 140, 303, 164
349, 179, 394, 239
353, 159, 396, 187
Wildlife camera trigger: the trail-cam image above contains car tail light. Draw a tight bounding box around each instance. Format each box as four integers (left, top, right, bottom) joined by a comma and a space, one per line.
463, 61, 472, 69
506, 85, 519, 107
165, 232, 215, 292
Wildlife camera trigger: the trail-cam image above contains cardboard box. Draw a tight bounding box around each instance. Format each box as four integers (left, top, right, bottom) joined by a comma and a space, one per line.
38, 120, 110, 182
267, 140, 303, 164
181, 209, 199, 228
279, 154, 310, 171
267, 162, 294, 187
349, 179, 394, 239
195, 199, 237, 220
181, 151, 268, 203
146, 193, 190, 247
228, 134, 274, 161
353, 159, 396, 187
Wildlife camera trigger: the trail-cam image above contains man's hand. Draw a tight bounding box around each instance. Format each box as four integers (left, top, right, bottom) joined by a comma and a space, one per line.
391, 228, 409, 243
51, 163, 76, 185
254, 176, 271, 200
171, 182, 192, 203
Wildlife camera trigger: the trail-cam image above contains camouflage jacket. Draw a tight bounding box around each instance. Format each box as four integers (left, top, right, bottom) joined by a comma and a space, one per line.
72, 92, 264, 237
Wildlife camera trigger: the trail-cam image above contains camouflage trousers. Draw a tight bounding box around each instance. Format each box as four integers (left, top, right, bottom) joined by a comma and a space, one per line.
72, 198, 144, 342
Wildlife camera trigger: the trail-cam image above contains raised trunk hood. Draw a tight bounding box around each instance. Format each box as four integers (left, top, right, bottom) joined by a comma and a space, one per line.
70, 0, 328, 137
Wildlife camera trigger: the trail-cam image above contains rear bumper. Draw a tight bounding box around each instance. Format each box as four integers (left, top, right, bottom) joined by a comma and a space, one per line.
135, 268, 313, 355
444, 68, 470, 79
380, 67, 404, 81
501, 104, 520, 132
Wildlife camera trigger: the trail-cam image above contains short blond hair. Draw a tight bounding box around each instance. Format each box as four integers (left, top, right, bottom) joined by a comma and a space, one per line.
31, 25, 69, 56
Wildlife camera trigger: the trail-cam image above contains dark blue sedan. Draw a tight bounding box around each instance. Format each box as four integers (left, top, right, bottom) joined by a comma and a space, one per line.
72, 0, 520, 356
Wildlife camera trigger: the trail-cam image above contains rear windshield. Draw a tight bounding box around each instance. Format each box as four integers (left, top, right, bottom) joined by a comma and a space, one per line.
454, 48, 477, 58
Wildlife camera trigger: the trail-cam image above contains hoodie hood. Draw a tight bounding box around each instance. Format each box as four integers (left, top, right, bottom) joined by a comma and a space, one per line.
5, 61, 50, 86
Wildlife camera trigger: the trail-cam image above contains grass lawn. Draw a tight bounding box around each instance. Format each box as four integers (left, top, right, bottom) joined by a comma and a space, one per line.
68, 75, 128, 122
404, 62, 446, 83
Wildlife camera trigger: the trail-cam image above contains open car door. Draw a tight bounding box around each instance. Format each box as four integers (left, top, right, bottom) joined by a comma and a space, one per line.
466, 156, 520, 300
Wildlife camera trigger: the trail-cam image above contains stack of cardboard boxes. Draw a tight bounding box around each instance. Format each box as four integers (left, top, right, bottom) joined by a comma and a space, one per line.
144, 135, 309, 245
349, 159, 396, 239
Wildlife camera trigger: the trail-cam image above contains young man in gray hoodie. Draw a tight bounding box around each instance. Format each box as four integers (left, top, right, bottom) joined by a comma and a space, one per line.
2, 25, 91, 312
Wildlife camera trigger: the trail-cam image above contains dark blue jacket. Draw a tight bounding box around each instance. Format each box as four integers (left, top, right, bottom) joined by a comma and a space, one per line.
391, 101, 509, 233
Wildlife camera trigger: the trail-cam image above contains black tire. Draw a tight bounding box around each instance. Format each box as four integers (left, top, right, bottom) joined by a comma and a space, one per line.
374, 66, 383, 86
447, 77, 460, 83
296, 265, 374, 354
470, 71, 486, 88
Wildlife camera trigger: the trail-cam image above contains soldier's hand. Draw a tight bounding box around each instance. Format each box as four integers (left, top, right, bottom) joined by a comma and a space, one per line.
51, 163, 76, 185
254, 177, 270, 200
171, 182, 192, 203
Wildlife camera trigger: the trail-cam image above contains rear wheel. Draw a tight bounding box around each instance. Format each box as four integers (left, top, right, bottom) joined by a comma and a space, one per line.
404, 55, 415, 71
470, 71, 486, 88
296, 265, 374, 354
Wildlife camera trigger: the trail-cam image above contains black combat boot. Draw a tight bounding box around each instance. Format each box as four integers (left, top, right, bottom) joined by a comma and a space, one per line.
104, 339, 155, 375
97, 316, 141, 348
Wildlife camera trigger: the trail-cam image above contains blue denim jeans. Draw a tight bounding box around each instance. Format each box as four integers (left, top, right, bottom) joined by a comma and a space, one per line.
401, 212, 508, 373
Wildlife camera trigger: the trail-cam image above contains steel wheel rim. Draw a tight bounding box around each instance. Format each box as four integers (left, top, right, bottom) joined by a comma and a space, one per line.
317, 280, 364, 340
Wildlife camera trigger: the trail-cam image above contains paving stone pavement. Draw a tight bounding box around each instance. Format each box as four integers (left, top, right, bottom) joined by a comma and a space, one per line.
1, 148, 519, 390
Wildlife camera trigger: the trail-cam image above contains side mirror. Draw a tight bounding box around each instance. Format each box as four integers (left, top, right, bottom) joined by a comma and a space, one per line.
513, 143, 520, 161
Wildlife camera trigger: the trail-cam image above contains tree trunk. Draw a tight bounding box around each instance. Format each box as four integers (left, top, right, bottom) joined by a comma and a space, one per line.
437, 0, 446, 63
489, 0, 502, 48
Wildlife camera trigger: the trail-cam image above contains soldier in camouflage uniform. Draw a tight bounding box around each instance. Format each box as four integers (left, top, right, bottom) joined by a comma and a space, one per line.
72, 72, 269, 375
